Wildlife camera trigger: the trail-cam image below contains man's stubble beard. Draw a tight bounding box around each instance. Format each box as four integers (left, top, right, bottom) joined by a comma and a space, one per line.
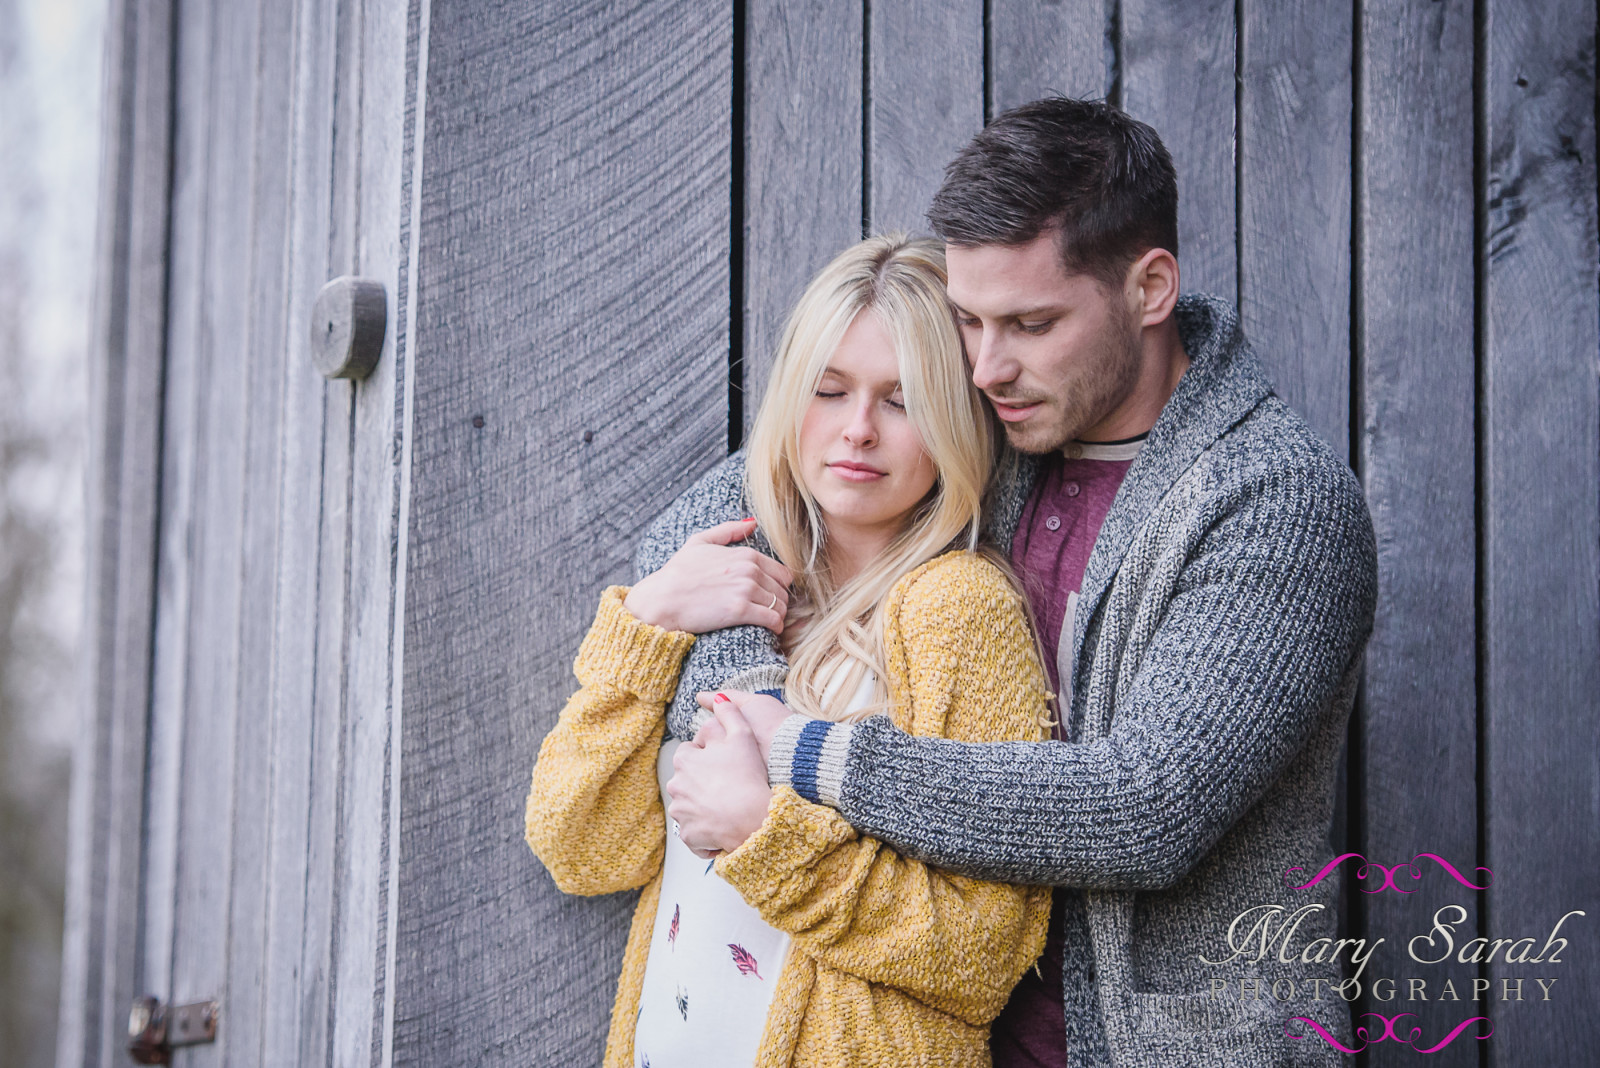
1000, 307, 1144, 455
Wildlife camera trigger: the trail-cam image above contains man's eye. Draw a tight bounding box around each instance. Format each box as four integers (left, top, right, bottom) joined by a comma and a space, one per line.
1019, 320, 1054, 335
956, 316, 980, 329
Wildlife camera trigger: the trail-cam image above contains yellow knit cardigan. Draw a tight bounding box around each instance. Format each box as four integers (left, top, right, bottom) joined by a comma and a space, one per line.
524, 550, 1053, 1067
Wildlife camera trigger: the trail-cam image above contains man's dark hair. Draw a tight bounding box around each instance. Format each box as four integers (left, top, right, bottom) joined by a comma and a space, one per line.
928, 97, 1179, 285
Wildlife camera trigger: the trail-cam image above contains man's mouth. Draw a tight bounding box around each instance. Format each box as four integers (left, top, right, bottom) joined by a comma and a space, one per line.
828, 460, 887, 482
989, 397, 1043, 423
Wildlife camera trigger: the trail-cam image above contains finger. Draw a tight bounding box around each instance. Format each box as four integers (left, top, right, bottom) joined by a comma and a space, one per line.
709, 696, 753, 740
688, 846, 722, 861
743, 550, 793, 589
685, 518, 760, 547
692, 715, 727, 747
745, 569, 789, 611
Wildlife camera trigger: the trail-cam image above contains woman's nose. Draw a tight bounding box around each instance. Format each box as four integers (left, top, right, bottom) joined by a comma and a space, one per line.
842, 401, 878, 447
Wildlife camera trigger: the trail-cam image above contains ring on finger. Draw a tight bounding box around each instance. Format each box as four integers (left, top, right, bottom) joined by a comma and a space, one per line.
766, 591, 778, 610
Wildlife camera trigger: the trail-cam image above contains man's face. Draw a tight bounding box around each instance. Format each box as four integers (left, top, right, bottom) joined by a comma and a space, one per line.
946, 232, 1141, 453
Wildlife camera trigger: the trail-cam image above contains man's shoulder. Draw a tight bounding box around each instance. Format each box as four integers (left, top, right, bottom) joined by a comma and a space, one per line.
633, 450, 749, 578
1203, 395, 1366, 512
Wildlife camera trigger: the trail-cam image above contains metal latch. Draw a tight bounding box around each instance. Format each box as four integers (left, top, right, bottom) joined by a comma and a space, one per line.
127, 995, 218, 1064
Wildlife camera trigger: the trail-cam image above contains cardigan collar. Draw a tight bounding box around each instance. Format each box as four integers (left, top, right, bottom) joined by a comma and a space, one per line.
986, 294, 1274, 679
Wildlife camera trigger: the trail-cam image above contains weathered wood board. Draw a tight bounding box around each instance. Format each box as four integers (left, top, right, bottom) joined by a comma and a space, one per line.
393, 1, 731, 1062
1481, 0, 1600, 1058
1355, 2, 1479, 1063
61, 3, 1600, 1066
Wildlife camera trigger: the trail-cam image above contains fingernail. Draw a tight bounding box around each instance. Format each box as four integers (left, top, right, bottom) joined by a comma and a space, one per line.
715, 692, 729, 702
742, 517, 757, 523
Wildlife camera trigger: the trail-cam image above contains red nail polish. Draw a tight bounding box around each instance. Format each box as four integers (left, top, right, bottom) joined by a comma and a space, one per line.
715, 692, 729, 702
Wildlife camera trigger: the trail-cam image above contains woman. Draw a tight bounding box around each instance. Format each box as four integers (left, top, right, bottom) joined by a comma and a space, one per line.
524, 234, 1053, 1067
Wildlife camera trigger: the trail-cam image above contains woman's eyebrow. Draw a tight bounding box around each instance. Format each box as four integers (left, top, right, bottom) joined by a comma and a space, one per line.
819, 366, 902, 391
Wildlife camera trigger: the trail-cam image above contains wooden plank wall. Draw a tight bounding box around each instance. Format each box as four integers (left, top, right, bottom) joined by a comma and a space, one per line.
68, 0, 1597, 1065
483, 2, 1595, 1064
62, 0, 418, 1065
395, 1, 731, 1063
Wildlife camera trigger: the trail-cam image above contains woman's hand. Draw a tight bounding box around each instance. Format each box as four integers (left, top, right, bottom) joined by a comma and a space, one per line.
624, 519, 793, 635
695, 689, 791, 763
666, 694, 774, 856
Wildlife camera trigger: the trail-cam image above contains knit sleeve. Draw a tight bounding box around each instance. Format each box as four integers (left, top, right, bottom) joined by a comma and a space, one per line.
771, 457, 1378, 888
523, 586, 695, 895
713, 554, 1053, 1026
632, 450, 789, 740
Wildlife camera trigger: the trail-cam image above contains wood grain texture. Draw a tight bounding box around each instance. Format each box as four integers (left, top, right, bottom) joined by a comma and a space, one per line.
57, 1, 174, 1065
328, 0, 416, 1065
741, 0, 861, 429
255, 0, 341, 1062
165, 0, 257, 1060
1121, 0, 1236, 302
395, 0, 730, 1061
989, 0, 1111, 112
1354, 3, 1478, 1063
216, 0, 300, 1061
868, 0, 983, 232
1482, 0, 1600, 1058
1238, 0, 1351, 458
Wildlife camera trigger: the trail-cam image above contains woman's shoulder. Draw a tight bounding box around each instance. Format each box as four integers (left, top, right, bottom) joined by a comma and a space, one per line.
885, 549, 1027, 630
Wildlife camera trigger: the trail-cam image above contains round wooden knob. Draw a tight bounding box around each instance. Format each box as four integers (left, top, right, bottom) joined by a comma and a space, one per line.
311, 276, 386, 380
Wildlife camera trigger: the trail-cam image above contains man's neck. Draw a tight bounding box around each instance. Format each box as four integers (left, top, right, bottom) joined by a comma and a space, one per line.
1079, 320, 1190, 443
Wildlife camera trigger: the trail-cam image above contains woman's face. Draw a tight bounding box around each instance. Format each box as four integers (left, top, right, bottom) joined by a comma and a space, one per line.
797, 309, 938, 553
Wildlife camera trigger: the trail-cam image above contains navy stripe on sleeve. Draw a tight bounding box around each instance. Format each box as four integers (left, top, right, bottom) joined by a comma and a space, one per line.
789, 719, 833, 803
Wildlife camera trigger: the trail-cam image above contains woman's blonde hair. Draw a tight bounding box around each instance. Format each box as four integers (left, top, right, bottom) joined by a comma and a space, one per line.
744, 233, 1003, 722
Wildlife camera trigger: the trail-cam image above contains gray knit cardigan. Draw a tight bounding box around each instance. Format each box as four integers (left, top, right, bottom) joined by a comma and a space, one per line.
635, 296, 1376, 1068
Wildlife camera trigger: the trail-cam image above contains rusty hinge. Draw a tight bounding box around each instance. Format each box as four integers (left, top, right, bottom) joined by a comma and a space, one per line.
127, 995, 218, 1064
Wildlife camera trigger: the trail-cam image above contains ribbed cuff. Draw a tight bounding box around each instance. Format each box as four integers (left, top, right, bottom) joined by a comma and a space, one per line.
685, 673, 790, 736
714, 786, 853, 907
772, 717, 855, 808
572, 586, 696, 704
766, 716, 809, 790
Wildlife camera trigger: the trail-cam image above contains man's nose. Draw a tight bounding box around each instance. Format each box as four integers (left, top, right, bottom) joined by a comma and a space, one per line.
968, 329, 1016, 392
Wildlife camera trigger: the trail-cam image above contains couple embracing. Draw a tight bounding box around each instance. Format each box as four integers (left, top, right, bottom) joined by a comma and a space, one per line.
525, 97, 1376, 1068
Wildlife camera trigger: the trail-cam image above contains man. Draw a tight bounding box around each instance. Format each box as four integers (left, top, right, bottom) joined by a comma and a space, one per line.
638, 98, 1375, 1066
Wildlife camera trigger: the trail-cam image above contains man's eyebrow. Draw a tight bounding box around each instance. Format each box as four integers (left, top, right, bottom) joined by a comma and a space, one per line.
951, 302, 1065, 320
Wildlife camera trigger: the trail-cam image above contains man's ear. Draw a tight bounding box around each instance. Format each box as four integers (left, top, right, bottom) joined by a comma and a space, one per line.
1126, 247, 1180, 328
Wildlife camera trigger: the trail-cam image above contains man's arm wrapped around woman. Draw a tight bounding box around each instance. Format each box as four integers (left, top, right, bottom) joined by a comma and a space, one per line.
633, 451, 789, 739
715, 551, 1054, 1027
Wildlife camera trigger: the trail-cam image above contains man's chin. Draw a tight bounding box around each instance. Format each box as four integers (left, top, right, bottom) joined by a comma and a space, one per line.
1001, 419, 1074, 455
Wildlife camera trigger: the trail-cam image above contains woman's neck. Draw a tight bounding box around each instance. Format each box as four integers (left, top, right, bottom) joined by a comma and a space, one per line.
823, 524, 898, 588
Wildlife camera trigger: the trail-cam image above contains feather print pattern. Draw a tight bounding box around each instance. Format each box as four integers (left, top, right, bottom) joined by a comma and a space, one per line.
667, 904, 679, 949
728, 943, 763, 979
675, 985, 688, 1020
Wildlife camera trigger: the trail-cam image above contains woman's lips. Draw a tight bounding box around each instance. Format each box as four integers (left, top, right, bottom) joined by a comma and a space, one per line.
828, 461, 886, 482
991, 398, 1042, 423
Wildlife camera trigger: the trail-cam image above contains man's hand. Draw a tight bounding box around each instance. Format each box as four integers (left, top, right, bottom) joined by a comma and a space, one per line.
696, 689, 790, 763
666, 694, 774, 857
624, 519, 793, 635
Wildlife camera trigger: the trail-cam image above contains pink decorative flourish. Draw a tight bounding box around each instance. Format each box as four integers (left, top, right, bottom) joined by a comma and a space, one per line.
1286, 1014, 1493, 1053
1285, 1017, 1365, 1054
1284, 853, 1492, 893
1412, 1017, 1494, 1053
